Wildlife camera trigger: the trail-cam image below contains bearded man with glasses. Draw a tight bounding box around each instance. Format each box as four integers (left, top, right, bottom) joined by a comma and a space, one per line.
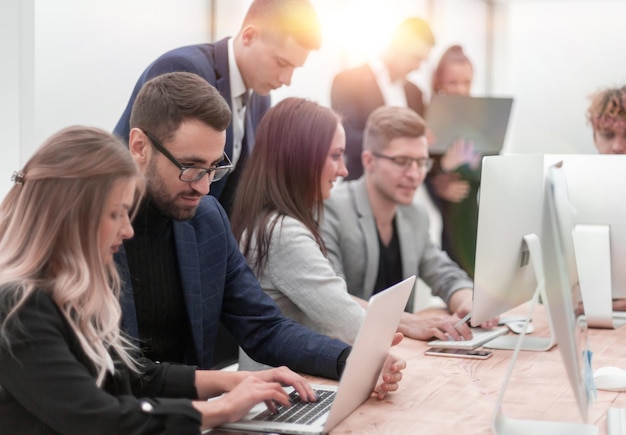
321, 106, 498, 342
116, 72, 366, 386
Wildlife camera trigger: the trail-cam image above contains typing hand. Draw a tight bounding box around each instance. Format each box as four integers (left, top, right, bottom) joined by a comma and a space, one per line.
374, 332, 406, 400
194, 376, 293, 428
398, 312, 472, 341
251, 366, 318, 403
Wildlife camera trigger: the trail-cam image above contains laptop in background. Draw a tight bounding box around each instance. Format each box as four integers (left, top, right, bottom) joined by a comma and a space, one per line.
426, 94, 513, 154
214, 275, 416, 435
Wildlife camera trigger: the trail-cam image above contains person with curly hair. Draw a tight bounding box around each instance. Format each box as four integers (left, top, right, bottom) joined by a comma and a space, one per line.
587, 85, 626, 154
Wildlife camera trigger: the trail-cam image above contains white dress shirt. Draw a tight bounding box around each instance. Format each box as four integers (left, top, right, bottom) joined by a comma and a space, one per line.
368, 57, 408, 107
228, 37, 248, 167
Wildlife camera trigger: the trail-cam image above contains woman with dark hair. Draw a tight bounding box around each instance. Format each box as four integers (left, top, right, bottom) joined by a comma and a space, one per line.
231, 98, 365, 348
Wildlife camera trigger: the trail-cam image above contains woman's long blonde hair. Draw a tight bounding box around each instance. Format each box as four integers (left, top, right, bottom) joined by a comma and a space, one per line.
0, 126, 143, 386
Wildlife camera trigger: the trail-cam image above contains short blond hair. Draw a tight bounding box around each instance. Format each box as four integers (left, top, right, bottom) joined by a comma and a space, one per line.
363, 106, 426, 153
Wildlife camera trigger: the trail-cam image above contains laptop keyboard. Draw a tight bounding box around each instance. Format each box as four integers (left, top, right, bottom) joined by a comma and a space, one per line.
428, 327, 509, 350
252, 389, 336, 425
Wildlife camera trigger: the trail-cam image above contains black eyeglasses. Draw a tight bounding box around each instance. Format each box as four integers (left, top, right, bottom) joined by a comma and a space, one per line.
371, 152, 433, 172
142, 130, 233, 183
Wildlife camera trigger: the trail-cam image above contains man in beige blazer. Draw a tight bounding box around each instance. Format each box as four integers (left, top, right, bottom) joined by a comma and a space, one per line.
322, 106, 492, 340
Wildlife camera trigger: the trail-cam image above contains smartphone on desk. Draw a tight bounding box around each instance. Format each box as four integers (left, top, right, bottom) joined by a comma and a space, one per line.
424, 347, 493, 360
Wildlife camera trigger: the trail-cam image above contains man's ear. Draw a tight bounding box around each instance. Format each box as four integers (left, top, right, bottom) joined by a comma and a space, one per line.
361, 150, 375, 173
128, 128, 150, 167
240, 24, 260, 46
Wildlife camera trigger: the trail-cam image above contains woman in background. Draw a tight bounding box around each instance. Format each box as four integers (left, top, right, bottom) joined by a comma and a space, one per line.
426, 45, 482, 278
0, 126, 317, 434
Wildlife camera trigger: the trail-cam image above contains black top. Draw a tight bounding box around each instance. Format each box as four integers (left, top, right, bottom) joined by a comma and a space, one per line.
0, 289, 201, 434
124, 199, 196, 364
373, 217, 403, 294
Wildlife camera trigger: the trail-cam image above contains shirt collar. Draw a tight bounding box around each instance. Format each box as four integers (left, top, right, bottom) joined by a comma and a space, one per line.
368, 56, 404, 85
228, 37, 247, 100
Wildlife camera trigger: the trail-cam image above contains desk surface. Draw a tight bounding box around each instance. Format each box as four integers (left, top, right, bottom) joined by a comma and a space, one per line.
313, 305, 626, 435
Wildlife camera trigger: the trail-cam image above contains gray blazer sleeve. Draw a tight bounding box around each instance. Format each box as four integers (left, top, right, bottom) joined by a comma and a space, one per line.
322, 179, 473, 309
252, 215, 365, 344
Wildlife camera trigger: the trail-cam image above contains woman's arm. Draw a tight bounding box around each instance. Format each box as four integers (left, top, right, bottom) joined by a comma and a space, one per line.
0, 291, 201, 435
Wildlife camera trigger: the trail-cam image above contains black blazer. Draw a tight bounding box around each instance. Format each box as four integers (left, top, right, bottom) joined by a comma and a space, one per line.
330, 63, 425, 180
0, 290, 201, 434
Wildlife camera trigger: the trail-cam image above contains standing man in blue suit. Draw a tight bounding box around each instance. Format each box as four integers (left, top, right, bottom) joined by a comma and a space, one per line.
117, 72, 406, 390
113, 0, 321, 214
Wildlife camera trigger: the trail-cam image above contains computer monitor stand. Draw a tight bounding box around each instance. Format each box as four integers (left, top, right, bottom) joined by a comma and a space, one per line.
484, 234, 557, 351
491, 283, 598, 435
573, 224, 626, 329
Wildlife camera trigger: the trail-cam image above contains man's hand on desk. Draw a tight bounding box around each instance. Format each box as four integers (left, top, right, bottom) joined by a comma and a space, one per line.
398, 311, 472, 341
374, 332, 407, 400
449, 288, 499, 329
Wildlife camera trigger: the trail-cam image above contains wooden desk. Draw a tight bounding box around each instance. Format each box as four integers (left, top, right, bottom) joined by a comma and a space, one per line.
318, 305, 626, 434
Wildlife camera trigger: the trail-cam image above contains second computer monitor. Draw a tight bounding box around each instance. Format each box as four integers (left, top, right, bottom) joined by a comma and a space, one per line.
471, 154, 547, 326
556, 155, 626, 301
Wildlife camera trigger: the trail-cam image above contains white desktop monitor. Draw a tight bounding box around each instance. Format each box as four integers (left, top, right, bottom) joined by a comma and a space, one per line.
544, 163, 595, 423
554, 155, 626, 328
491, 162, 597, 434
471, 154, 563, 351
471, 154, 545, 325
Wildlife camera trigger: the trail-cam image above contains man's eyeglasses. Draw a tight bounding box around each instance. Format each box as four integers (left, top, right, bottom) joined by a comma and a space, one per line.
371, 152, 433, 172
142, 130, 233, 183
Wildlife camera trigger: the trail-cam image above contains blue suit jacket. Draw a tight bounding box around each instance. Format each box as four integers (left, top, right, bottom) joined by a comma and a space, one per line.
115, 196, 348, 380
113, 38, 271, 201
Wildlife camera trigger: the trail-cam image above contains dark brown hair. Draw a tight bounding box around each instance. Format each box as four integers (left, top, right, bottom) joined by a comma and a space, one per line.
230, 98, 340, 274
129, 71, 231, 142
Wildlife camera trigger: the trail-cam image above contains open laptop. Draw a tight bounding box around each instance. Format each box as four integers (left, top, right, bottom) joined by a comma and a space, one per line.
214, 275, 415, 435
426, 94, 513, 154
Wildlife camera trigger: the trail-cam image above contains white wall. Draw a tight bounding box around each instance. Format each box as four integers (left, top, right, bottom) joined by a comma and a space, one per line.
273, 0, 434, 106
493, 0, 626, 155
33, 0, 212, 153
3, 0, 626, 199
1, 0, 212, 198
0, 0, 34, 197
